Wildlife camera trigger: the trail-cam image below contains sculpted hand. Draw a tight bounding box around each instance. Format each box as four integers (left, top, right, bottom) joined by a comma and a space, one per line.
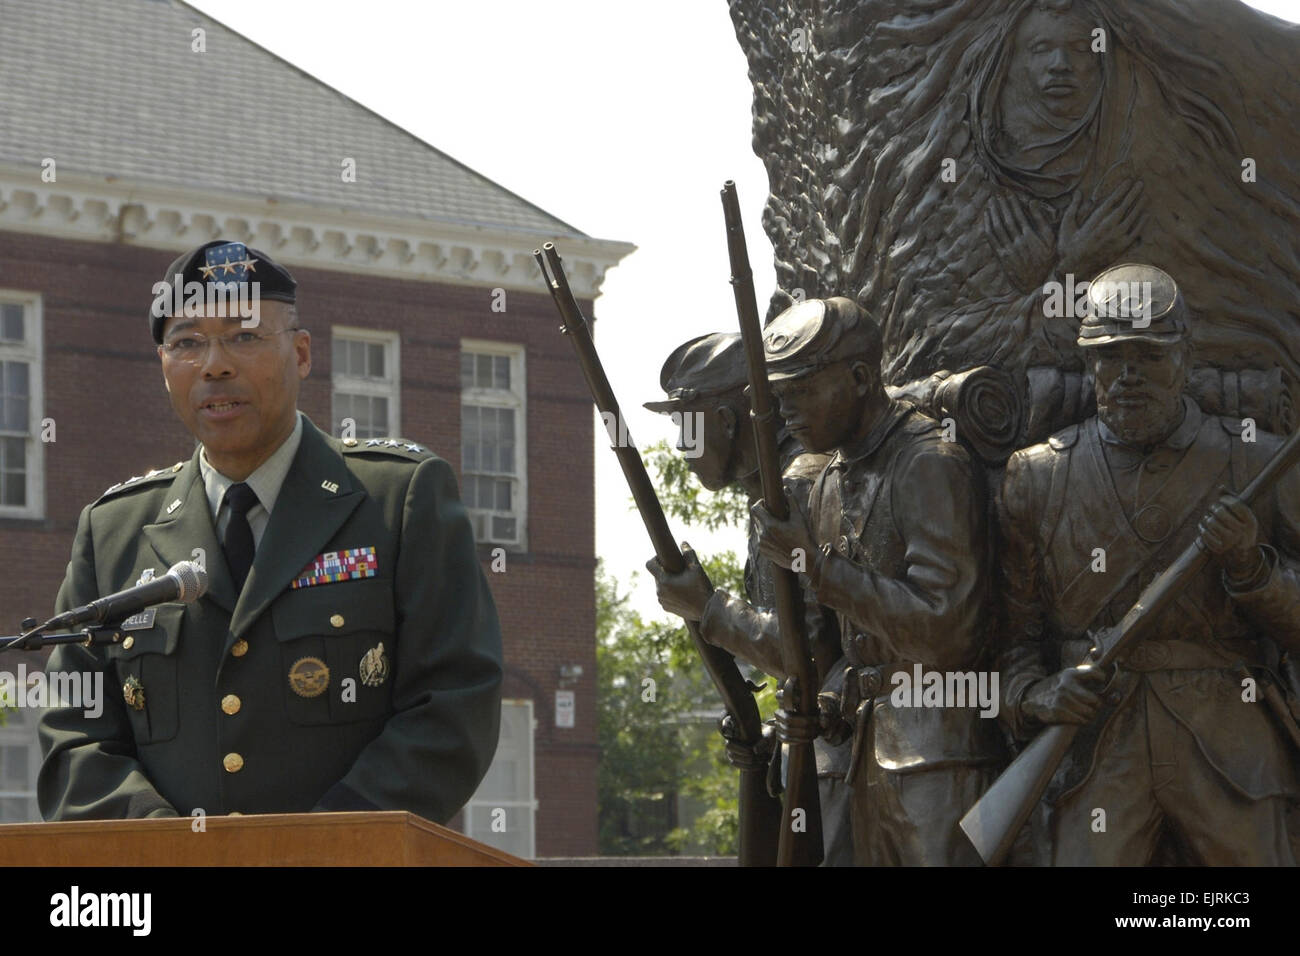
645, 543, 715, 621
1022, 664, 1108, 726
984, 193, 1055, 293
752, 499, 817, 572
1199, 492, 1263, 581
1057, 179, 1147, 277
774, 707, 822, 746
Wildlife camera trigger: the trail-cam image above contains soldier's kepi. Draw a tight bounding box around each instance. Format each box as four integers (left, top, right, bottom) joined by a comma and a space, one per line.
984, 262, 1300, 866
642, 331, 852, 866
751, 296, 1002, 866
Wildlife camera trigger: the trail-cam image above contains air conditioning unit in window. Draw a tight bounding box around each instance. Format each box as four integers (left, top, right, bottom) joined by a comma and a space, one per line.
469, 510, 519, 547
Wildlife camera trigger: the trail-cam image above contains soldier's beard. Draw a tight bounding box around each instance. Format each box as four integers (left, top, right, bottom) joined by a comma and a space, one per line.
1096, 390, 1184, 447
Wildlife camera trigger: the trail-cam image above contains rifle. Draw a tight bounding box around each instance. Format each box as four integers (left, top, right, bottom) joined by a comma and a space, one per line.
961, 423, 1300, 866
721, 181, 824, 866
535, 243, 781, 867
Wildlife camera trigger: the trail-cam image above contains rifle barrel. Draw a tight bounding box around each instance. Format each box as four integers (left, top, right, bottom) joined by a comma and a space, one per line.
721, 183, 823, 866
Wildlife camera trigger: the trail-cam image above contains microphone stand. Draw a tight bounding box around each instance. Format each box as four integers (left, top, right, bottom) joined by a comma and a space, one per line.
1, 620, 136, 653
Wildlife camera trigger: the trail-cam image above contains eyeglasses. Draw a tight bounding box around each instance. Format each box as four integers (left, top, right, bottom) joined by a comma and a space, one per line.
159, 328, 303, 364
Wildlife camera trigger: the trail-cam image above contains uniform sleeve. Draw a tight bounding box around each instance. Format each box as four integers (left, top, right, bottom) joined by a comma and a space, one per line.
994, 451, 1051, 741
37, 505, 179, 819
314, 457, 504, 822
1225, 460, 1300, 653
808, 446, 986, 670
698, 589, 786, 679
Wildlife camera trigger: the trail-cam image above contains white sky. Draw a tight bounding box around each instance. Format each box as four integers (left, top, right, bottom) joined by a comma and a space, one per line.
188, 0, 1300, 623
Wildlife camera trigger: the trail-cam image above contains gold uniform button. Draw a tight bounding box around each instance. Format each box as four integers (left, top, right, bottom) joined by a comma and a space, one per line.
122, 636, 135, 651
221, 694, 241, 715
223, 753, 244, 773
228, 811, 243, 817
231, 639, 249, 658
330, 614, 345, 629
342, 438, 358, 447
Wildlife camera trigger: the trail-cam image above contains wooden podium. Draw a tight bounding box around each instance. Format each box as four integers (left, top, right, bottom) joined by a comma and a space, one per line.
0, 811, 529, 866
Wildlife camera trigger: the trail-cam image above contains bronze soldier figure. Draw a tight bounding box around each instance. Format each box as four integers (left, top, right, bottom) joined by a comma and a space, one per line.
750, 297, 1002, 865
642, 332, 853, 866
997, 262, 1300, 865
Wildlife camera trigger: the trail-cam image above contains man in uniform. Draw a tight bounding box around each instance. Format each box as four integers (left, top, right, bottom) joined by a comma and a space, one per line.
997, 262, 1300, 865
640, 331, 853, 865
748, 297, 1002, 865
39, 240, 504, 823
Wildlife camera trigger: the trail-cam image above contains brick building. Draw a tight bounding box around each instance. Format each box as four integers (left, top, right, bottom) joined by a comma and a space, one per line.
0, 0, 631, 857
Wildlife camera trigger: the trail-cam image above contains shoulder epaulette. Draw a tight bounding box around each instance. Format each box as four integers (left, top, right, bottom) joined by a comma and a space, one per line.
340, 437, 435, 461
1220, 415, 1247, 437
97, 462, 185, 502
784, 452, 831, 481
1048, 423, 1082, 451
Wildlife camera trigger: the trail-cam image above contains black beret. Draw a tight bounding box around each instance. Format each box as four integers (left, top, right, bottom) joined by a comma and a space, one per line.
150, 240, 297, 342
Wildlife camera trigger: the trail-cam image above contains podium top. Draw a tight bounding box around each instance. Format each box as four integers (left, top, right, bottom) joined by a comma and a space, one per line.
0, 811, 530, 867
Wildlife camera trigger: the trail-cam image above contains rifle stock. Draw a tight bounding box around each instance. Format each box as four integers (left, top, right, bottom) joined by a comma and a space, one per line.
721, 182, 824, 867
962, 423, 1300, 865
535, 243, 780, 866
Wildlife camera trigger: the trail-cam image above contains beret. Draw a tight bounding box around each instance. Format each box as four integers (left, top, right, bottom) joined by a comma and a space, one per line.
150, 240, 297, 342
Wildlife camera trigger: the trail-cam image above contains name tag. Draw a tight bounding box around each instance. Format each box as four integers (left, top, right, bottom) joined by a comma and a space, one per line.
120, 608, 157, 631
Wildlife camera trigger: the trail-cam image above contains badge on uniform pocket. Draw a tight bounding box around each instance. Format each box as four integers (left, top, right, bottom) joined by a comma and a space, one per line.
288, 656, 330, 698
123, 675, 146, 711
359, 643, 389, 687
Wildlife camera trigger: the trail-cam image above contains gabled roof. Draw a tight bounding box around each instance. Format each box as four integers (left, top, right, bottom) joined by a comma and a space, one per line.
0, 0, 585, 239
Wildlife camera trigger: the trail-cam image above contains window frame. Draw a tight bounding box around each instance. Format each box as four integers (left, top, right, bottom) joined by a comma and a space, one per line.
0, 703, 43, 822
462, 698, 537, 859
459, 339, 527, 552
330, 325, 401, 441
0, 292, 44, 521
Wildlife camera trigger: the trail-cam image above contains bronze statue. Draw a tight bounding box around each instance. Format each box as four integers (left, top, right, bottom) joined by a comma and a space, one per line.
995, 263, 1300, 865
729, 0, 1299, 441
747, 297, 1003, 865
642, 332, 853, 866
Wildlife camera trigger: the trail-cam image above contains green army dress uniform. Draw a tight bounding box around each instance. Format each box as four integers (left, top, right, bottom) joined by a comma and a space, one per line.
38, 414, 504, 822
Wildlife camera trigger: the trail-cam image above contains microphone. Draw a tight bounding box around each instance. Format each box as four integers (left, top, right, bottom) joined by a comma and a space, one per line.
47, 561, 208, 630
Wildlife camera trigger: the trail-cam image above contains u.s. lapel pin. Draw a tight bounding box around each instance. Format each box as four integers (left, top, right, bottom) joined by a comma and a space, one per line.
166, 498, 183, 515
321, 480, 339, 494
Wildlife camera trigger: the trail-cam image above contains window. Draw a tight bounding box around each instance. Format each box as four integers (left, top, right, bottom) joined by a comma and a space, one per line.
460, 342, 526, 549
331, 328, 400, 440
0, 295, 43, 519
0, 705, 42, 822
463, 700, 536, 859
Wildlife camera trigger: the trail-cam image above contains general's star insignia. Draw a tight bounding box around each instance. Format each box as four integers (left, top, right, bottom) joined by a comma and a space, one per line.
405, 443, 422, 452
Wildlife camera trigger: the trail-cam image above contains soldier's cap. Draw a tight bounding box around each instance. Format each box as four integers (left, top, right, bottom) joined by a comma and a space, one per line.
643, 332, 749, 413
150, 239, 297, 342
1079, 262, 1188, 349
765, 296, 879, 382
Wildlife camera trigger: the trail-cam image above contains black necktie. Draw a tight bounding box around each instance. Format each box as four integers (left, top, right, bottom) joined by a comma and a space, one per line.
223, 482, 259, 591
